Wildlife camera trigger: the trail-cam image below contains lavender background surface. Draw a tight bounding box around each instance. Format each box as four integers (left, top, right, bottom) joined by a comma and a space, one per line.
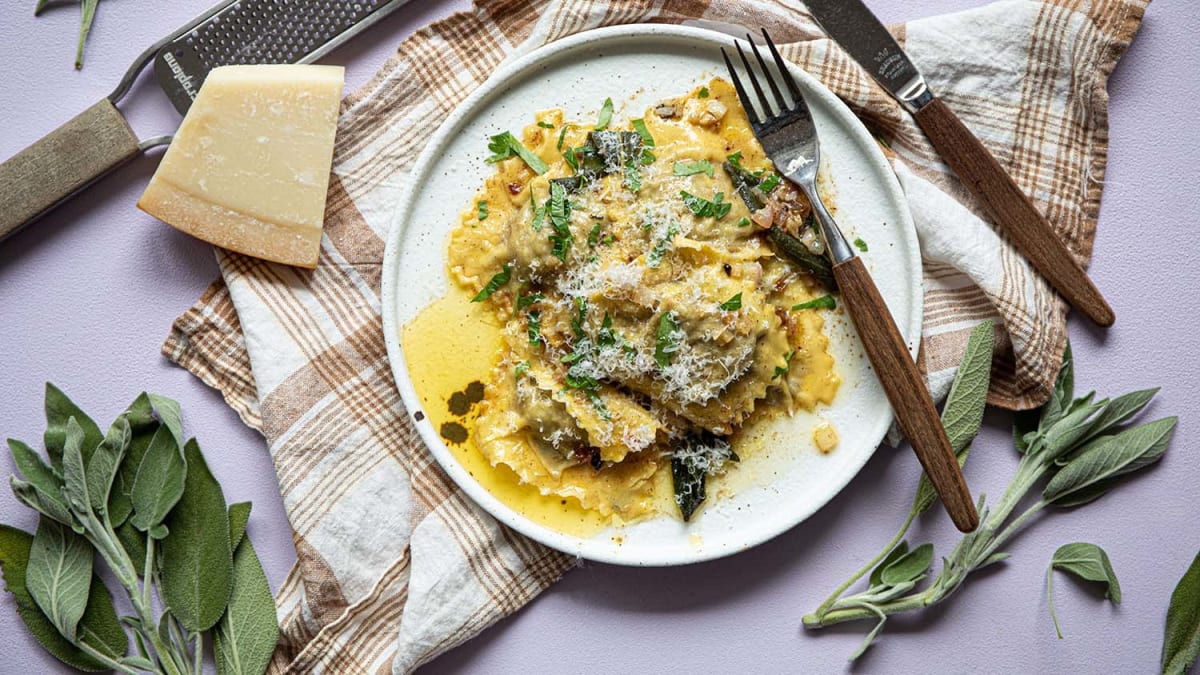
1, 1, 1197, 672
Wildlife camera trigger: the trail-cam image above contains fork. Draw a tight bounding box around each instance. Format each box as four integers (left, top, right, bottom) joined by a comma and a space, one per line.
724, 31, 979, 532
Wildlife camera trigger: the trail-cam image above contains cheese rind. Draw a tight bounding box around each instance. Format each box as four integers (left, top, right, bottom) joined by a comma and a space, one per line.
138, 64, 344, 268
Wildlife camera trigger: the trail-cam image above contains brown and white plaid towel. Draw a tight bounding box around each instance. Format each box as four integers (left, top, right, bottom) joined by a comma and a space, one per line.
161, 0, 1146, 671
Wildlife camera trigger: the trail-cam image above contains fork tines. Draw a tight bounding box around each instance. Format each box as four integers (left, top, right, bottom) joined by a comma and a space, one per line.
721, 29, 808, 128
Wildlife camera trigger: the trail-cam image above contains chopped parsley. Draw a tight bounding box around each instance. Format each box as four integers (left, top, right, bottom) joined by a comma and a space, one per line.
725, 150, 764, 177
792, 295, 837, 311
632, 119, 655, 148
624, 162, 642, 193
571, 296, 588, 338
516, 292, 544, 310
514, 361, 531, 379
485, 131, 549, 174
673, 160, 714, 178
531, 199, 546, 231
772, 351, 795, 380
548, 181, 573, 260
680, 190, 732, 219
588, 222, 603, 247
758, 173, 782, 192
737, 217, 752, 228
556, 124, 572, 150
601, 233, 616, 246
698, 86, 710, 98
595, 97, 614, 130
597, 313, 616, 347
471, 263, 511, 302
536, 121, 555, 129
655, 312, 681, 368
648, 222, 679, 267
527, 310, 542, 346
854, 237, 869, 252
718, 293, 742, 311
477, 200, 488, 220
641, 150, 657, 165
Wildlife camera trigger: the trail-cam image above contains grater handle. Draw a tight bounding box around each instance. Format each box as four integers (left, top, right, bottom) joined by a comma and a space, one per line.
0, 99, 142, 242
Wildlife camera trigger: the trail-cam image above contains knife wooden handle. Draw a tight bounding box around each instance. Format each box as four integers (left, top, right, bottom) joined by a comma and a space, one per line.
913, 97, 1114, 327
833, 256, 979, 532
0, 99, 141, 242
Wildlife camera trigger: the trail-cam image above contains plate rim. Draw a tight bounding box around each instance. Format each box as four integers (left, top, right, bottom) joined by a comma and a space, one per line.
381, 23, 921, 566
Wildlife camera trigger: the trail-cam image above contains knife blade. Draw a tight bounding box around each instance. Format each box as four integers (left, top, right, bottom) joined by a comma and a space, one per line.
0, 0, 410, 242
804, 0, 1115, 327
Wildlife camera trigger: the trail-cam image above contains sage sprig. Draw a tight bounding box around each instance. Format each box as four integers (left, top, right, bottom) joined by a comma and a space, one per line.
0, 385, 278, 674
34, 0, 103, 69
1047, 542, 1122, 639
803, 329, 1177, 661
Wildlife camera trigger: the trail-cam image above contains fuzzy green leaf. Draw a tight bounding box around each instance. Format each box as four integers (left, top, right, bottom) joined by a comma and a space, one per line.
86, 417, 129, 514
161, 439, 233, 632
8, 439, 72, 526
228, 502, 252, 552
1040, 398, 1106, 461
848, 610, 886, 661
126, 393, 185, 450
1047, 542, 1121, 638
1082, 388, 1159, 445
0, 524, 126, 671
109, 396, 169, 527
60, 418, 93, 519
880, 543, 933, 586
914, 320, 993, 514
1043, 417, 1176, 505
979, 551, 1011, 569
114, 521, 146, 577
129, 426, 187, 533
44, 384, 103, 473
26, 517, 92, 642
1162, 551, 1200, 675
214, 539, 279, 675
869, 541, 909, 588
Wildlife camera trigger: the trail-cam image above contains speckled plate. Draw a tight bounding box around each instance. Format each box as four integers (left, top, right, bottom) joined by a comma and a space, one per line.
381, 24, 921, 566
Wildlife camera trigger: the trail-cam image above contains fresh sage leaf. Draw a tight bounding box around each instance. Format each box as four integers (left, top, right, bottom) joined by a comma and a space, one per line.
27, 517, 92, 642
161, 439, 233, 632
109, 395, 168, 527
880, 543, 933, 586
1043, 417, 1177, 505
1162, 551, 1200, 675
214, 538, 279, 675
228, 502, 252, 552
914, 320, 993, 514
60, 418, 93, 520
1040, 398, 1106, 461
1040, 344, 1074, 430
85, 416, 129, 514
869, 541, 909, 588
129, 425, 187, 533
115, 521, 146, 575
1047, 542, 1121, 638
127, 393, 185, 450
0, 524, 126, 671
848, 608, 887, 661
8, 439, 72, 526
44, 384, 103, 472
978, 551, 1011, 569
120, 656, 158, 671
1082, 387, 1159, 446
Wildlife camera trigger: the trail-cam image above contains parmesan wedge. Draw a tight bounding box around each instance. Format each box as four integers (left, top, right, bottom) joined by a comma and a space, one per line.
138, 64, 344, 268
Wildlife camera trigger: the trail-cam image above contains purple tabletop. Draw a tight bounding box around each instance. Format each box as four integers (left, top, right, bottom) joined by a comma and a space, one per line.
2, 1, 1198, 673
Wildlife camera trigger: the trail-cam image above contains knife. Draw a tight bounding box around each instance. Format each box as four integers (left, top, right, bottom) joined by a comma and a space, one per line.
804, 0, 1115, 327
0, 0, 410, 243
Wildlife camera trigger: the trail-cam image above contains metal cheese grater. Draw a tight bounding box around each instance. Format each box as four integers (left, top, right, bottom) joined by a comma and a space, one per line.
0, 0, 410, 241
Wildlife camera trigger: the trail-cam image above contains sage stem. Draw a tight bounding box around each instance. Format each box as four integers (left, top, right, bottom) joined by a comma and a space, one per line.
809, 508, 917, 620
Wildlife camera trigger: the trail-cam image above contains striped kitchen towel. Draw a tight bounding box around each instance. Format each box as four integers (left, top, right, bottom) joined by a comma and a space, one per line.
162, 0, 1146, 671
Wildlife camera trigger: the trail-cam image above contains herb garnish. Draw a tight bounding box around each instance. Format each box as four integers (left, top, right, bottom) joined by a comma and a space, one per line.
680, 191, 732, 219
758, 173, 782, 192
772, 351, 795, 380
673, 160, 715, 178
655, 312, 681, 368
648, 222, 679, 268
854, 237, 869, 252
556, 125, 572, 151
486, 131, 549, 174
0, 386, 278, 674
537, 121, 555, 129
548, 181, 573, 261
531, 199, 546, 231
698, 86, 710, 98
737, 217, 752, 228
471, 264, 511, 302
595, 97, 614, 130
719, 293, 742, 311
632, 119, 655, 148
588, 223, 603, 247
477, 200, 488, 220
514, 361, 531, 379
527, 311, 542, 346
803, 330, 1178, 661
516, 292, 544, 311
671, 431, 737, 521
792, 295, 836, 311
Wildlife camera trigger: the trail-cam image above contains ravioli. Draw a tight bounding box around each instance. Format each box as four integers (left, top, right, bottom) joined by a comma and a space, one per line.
442, 78, 840, 523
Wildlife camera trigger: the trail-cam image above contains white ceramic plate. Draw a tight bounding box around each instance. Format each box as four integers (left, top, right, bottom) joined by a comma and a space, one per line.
381, 24, 921, 566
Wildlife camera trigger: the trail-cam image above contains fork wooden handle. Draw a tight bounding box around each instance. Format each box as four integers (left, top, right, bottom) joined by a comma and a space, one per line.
833, 256, 979, 532
912, 97, 1114, 327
